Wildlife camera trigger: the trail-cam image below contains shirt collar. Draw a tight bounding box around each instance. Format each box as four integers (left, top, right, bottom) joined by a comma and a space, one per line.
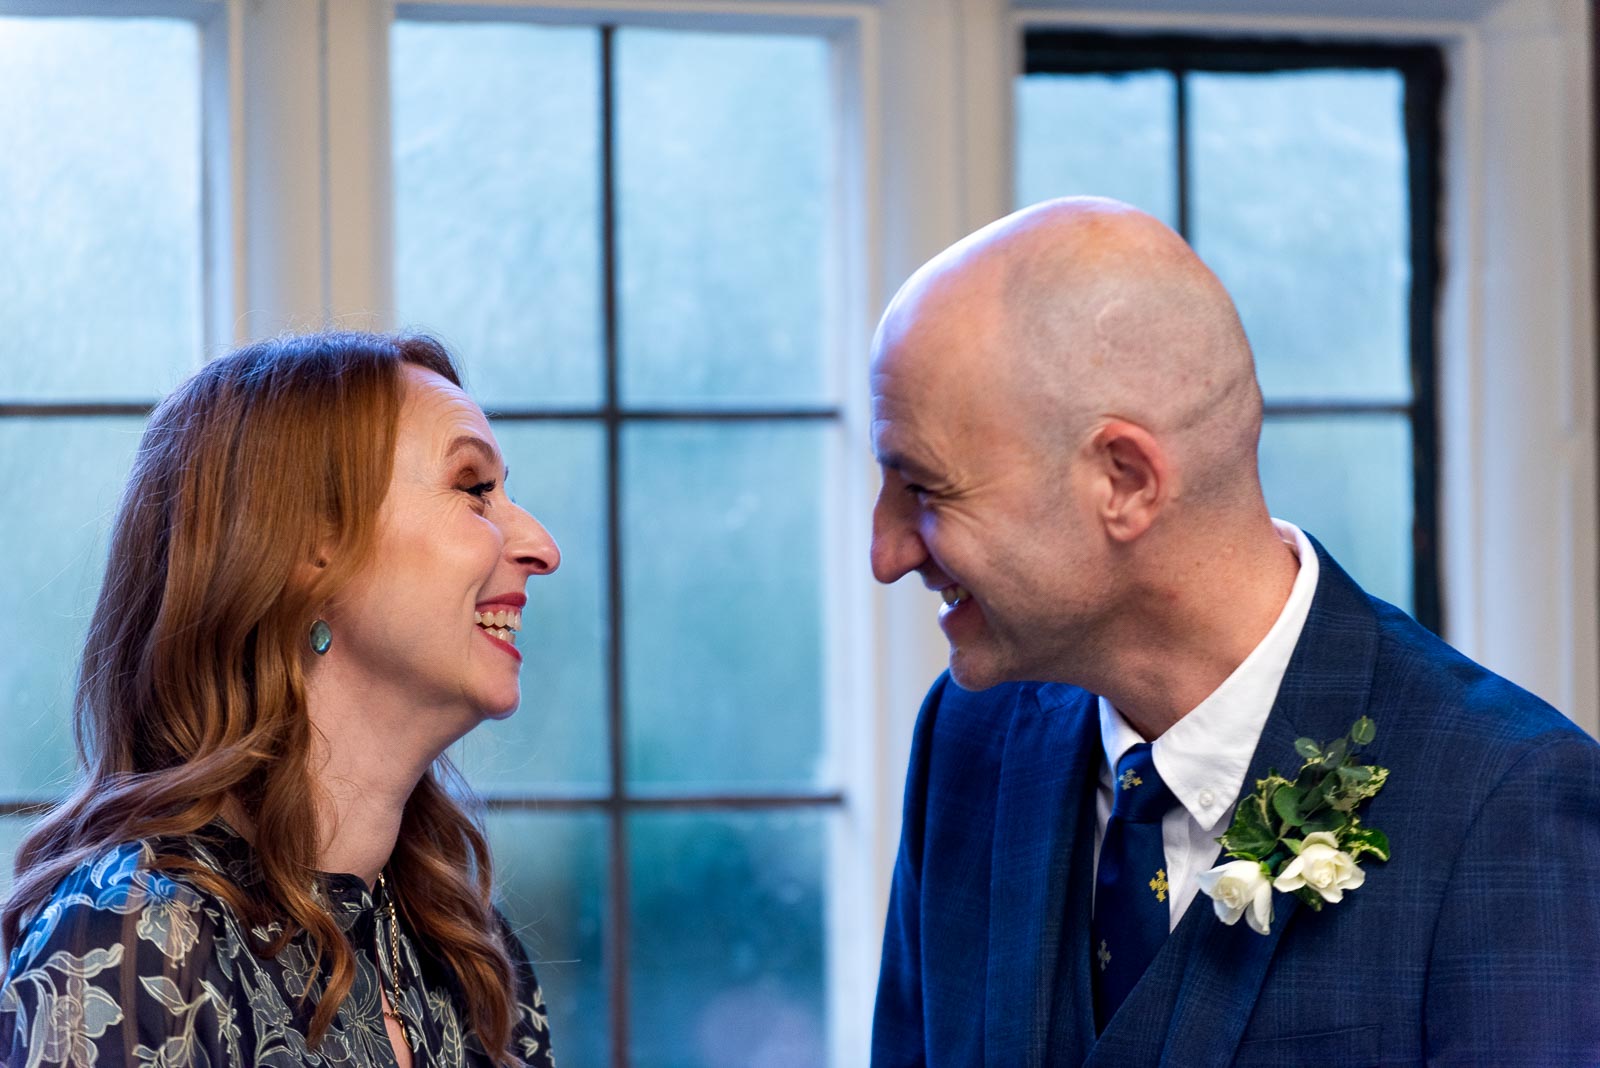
1099, 519, 1319, 831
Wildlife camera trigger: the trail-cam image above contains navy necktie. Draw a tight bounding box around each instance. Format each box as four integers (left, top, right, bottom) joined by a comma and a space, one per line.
1091, 742, 1179, 1032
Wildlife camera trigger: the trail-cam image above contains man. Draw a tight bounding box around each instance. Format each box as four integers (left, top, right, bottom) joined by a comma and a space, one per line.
870, 197, 1600, 1066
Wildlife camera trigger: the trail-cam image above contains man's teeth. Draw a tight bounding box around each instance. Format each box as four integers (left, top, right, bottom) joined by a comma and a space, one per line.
941, 585, 969, 606
474, 609, 522, 645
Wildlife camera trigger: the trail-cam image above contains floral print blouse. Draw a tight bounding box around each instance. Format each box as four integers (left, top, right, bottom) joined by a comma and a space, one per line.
0, 822, 555, 1067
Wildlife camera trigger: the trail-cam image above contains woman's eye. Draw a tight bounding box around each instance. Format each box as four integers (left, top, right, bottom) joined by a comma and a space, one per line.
464, 479, 497, 502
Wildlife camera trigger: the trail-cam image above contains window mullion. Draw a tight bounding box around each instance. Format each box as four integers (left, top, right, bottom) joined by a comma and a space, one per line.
597, 22, 630, 1068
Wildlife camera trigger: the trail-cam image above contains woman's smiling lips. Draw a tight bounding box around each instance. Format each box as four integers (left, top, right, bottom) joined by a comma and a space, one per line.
475, 592, 526, 662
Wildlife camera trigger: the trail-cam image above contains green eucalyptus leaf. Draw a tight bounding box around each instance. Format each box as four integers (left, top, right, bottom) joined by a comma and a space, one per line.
1302, 773, 1335, 813
1301, 809, 1346, 834
1294, 738, 1322, 760
1337, 764, 1374, 785
1322, 737, 1350, 768
1351, 716, 1377, 746
1271, 785, 1307, 827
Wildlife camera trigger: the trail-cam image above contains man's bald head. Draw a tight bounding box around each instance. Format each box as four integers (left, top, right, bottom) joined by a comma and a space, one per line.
874, 197, 1264, 511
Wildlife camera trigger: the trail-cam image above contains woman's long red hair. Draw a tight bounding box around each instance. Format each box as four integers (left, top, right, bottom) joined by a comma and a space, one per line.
2, 332, 520, 1064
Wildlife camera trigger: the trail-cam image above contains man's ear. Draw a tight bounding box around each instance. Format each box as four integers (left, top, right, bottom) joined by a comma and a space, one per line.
1090, 420, 1167, 542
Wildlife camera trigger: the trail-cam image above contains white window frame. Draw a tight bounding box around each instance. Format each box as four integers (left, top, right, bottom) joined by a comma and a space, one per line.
244, 1, 886, 1062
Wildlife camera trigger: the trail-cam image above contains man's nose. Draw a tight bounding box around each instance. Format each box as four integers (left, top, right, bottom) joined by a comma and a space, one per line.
871, 487, 925, 585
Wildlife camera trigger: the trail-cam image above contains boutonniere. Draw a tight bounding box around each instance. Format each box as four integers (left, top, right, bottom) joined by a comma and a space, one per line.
1196, 716, 1391, 936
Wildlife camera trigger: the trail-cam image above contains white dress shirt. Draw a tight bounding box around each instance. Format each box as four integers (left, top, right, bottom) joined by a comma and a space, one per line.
1094, 519, 1319, 931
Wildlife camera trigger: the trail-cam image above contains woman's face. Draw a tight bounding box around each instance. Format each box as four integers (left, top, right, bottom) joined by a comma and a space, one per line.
324, 364, 559, 727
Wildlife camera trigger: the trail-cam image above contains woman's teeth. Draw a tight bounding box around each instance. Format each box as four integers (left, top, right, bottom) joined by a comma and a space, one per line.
475, 608, 522, 645
941, 585, 970, 607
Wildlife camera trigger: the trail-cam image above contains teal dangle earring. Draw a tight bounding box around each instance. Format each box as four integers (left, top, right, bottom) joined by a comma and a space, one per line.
309, 619, 333, 656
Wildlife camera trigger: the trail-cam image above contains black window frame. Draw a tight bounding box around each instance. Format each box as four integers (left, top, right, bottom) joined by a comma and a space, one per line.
1023, 29, 1445, 632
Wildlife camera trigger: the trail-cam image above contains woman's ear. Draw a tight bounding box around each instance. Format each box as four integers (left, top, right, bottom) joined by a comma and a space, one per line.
289, 538, 334, 593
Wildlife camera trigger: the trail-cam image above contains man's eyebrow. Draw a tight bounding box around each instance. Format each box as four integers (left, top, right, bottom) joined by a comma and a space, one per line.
877, 451, 933, 480
445, 434, 504, 474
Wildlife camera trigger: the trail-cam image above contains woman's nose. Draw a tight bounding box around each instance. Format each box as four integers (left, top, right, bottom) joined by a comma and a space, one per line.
506, 505, 560, 575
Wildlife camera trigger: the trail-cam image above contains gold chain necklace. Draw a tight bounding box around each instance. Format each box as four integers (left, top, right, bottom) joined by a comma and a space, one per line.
375, 871, 405, 1025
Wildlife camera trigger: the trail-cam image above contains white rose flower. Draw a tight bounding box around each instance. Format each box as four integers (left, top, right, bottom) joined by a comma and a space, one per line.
1196, 859, 1275, 935
1272, 831, 1366, 903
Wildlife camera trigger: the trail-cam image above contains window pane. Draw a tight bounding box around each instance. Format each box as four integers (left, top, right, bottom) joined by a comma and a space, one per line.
617, 29, 832, 407
393, 21, 603, 409
622, 424, 829, 790
0, 418, 144, 796
0, 17, 202, 400
1014, 70, 1178, 226
488, 810, 608, 1068
1190, 70, 1411, 402
452, 423, 608, 790
1259, 414, 1413, 611
630, 809, 828, 1068
0, 816, 33, 900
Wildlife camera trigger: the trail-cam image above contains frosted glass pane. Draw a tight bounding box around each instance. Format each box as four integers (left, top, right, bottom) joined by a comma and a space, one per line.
0, 419, 144, 795
1014, 71, 1178, 226
0, 17, 202, 400
1191, 71, 1410, 402
630, 810, 828, 1068
1259, 414, 1412, 612
452, 423, 607, 789
622, 424, 829, 789
0, 816, 34, 900
617, 30, 831, 406
488, 811, 608, 1068
393, 22, 603, 409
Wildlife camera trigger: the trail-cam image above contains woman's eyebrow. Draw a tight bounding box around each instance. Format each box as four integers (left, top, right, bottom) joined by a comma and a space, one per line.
445, 434, 503, 473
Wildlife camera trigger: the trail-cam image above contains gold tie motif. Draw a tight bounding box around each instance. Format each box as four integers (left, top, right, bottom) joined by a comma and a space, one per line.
1096, 939, 1112, 971
1149, 868, 1169, 902
1119, 768, 1144, 790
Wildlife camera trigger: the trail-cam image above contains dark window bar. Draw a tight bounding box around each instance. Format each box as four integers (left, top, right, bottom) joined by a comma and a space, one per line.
598, 26, 631, 1068
0, 403, 842, 422
486, 407, 842, 422
0, 402, 157, 417
1024, 29, 1444, 633
0, 793, 847, 819
1262, 400, 1413, 417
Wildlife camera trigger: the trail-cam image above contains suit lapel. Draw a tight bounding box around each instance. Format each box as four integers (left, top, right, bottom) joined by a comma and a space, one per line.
1093, 540, 1384, 1066
984, 684, 1100, 1067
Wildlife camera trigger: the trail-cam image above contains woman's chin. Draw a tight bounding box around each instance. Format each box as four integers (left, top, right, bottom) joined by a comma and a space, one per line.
480, 692, 521, 721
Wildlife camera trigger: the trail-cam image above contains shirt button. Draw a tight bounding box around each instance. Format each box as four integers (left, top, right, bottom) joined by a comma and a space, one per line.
1198, 789, 1216, 808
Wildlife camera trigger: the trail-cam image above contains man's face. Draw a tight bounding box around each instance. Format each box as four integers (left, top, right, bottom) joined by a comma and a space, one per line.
869, 296, 1113, 690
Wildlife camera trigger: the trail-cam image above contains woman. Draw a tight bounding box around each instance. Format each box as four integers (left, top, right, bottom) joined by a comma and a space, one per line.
0, 332, 559, 1067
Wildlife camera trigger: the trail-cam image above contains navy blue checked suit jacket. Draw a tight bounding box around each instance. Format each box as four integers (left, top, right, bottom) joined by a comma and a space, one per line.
873, 540, 1600, 1067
